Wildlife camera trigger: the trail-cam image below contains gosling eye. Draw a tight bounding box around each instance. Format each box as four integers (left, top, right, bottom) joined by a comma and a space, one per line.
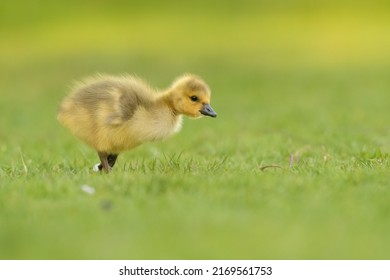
190, 95, 198, 102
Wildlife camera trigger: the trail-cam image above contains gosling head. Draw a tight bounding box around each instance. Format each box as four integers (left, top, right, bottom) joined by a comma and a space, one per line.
167, 74, 217, 118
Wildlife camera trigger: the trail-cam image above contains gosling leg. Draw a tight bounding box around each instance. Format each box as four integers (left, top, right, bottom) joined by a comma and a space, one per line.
98, 151, 111, 172
93, 153, 118, 172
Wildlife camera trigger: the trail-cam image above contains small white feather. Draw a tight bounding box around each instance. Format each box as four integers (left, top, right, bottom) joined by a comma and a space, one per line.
93, 163, 101, 172
81, 184, 96, 195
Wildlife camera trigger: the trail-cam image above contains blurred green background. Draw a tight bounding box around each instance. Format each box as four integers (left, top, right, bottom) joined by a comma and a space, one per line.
2, 0, 390, 152
1, 0, 390, 259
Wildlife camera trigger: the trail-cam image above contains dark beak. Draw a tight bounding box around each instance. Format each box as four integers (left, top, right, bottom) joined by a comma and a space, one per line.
200, 104, 217, 118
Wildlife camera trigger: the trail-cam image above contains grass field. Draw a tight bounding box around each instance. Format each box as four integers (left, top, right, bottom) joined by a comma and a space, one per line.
1, 1, 390, 259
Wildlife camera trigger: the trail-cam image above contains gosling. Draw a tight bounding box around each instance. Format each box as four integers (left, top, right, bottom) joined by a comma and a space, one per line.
57, 74, 217, 172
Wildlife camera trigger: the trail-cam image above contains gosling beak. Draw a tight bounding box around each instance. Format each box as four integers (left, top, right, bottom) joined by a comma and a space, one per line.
200, 104, 217, 118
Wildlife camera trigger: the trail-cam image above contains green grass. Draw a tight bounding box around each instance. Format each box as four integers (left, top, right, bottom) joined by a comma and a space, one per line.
1, 1, 390, 259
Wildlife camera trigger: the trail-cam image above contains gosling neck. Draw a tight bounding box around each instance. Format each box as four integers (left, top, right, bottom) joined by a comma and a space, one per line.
159, 90, 180, 117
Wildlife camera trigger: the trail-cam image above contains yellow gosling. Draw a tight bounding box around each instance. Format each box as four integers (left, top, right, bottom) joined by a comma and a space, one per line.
57, 74, 217, 172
